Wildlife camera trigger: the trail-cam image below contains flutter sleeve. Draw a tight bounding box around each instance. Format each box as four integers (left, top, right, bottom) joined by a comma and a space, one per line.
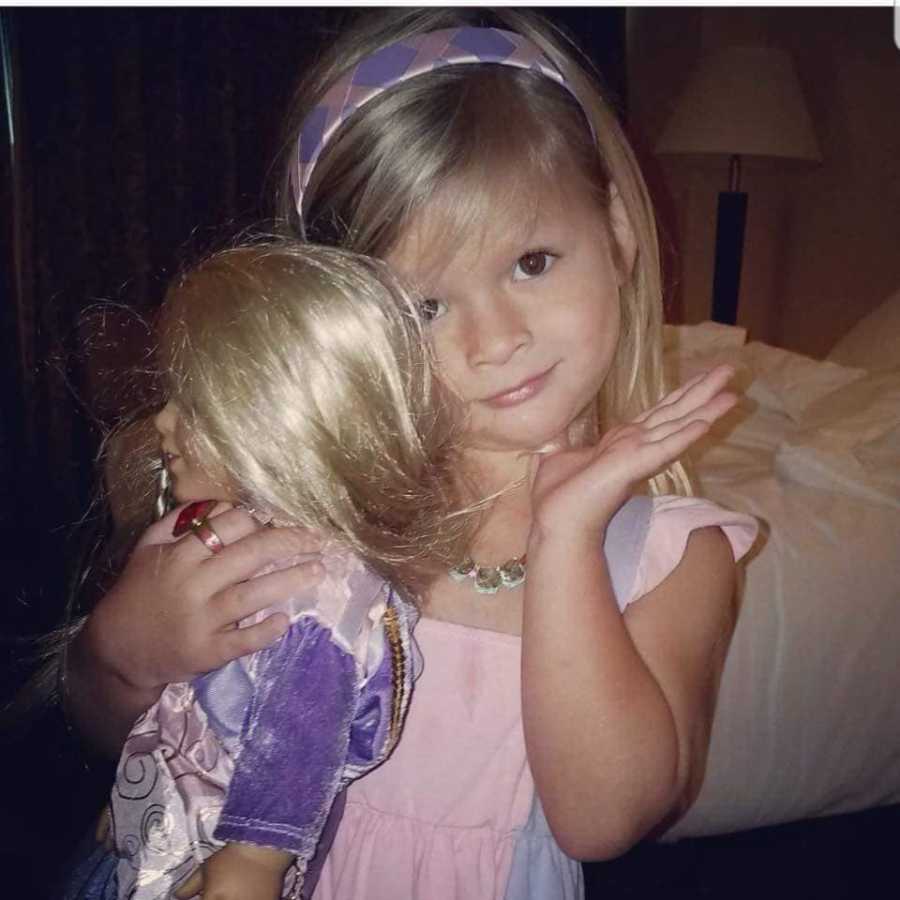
625, 495, 759, 610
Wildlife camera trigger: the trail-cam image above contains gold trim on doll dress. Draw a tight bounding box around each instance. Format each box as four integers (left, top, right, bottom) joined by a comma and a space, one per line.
382, 603, 407, 752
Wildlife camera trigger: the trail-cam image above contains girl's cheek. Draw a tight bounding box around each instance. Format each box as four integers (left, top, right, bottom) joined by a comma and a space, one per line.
430, 323, 468, 382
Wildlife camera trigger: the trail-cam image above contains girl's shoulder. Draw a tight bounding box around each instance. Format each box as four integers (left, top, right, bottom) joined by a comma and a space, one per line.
610, 495, 758, 612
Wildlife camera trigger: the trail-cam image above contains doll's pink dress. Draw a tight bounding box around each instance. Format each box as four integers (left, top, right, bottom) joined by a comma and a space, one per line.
312, 495, 758, 900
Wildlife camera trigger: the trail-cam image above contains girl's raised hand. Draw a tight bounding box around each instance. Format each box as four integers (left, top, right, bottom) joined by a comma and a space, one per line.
530, 366, 737, 541
68, 506, 326, 755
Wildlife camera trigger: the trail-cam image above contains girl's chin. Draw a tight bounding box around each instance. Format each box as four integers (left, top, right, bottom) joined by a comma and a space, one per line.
466, 403, 593, 456
463, 423, 578, 456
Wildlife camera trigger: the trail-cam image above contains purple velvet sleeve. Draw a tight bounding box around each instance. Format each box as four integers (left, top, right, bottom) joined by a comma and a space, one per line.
214, 617, 360, 862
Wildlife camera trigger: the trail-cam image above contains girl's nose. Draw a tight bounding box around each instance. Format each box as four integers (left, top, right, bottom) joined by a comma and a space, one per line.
465, 292, 532, 367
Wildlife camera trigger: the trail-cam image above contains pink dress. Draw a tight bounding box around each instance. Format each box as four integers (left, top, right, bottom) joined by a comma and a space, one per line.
312, 495, 758, 900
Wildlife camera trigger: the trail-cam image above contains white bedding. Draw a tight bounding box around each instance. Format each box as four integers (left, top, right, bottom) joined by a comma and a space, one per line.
660, 322, 900, 840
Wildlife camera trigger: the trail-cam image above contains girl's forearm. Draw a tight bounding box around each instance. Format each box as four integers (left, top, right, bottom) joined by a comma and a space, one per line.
521, 530, 683, 861
64, 617, 163, 758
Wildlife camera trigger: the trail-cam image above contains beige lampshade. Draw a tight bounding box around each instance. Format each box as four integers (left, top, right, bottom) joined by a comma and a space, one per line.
656, 46, 822, 163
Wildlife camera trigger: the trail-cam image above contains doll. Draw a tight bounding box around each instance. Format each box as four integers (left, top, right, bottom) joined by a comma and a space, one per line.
87, 240, 465, 900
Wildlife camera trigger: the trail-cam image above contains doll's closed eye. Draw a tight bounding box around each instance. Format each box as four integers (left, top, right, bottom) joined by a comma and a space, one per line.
419, 297, 449, 323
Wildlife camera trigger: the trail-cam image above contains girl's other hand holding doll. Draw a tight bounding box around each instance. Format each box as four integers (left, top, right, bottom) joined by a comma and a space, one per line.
68, 507, 326, 754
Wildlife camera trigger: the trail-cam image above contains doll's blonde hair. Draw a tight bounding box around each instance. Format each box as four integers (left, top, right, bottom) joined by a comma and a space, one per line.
160, 240, 467, 594
276, 8, 691, 495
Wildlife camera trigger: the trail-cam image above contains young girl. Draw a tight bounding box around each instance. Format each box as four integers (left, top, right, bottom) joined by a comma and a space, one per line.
66, 8, 758, 899
69, 241, 466, 900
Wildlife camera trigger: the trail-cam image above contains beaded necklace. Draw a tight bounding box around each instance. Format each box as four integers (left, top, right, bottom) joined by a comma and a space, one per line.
449, 554, 527, 595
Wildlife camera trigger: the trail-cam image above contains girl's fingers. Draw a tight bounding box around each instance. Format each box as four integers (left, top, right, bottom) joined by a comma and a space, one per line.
604, 418, 710, 487
645, 389, 738, 437
633, 369, 711, 424
191, 525, 327, 610
635, 365, 735, 428
651, 418, 712, 463
633, 394, 735, 462
644, 412, 713, 451
216, 611, 293, 663
136, 502, 224, 548
139, 501, 248, 551
166, 505, 264, 560
609, 389, 735, 457
601, 395, 735, 483
534, 371, 735, 529
655, 366, 734, 421
217, 557, 326, 626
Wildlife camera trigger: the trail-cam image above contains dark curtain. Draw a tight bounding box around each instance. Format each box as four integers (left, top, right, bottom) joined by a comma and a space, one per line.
2, 9, 363, 622
0, 9, 626, 898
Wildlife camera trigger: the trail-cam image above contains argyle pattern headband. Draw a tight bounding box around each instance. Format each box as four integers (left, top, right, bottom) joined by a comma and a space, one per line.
292, 26, 583, 216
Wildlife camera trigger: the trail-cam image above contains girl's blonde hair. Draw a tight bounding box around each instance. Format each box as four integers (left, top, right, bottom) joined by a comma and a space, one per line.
160, 240, 468, 594
275, 8, 691, 495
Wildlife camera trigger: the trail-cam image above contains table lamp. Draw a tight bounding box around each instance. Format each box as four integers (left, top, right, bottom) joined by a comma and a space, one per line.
656, 46, 822, 325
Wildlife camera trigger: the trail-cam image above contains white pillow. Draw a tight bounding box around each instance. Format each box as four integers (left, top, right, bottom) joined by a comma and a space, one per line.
827, 287, 900, 370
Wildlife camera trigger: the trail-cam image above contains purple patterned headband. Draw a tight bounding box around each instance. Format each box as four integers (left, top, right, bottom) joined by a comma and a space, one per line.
292, 26, 585, 217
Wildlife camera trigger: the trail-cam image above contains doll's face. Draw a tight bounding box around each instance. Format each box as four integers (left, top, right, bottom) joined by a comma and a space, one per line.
153, 400, 231, 504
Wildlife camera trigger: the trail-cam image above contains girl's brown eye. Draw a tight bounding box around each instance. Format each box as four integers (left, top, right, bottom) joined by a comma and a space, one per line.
513, 251, 557, 281
520, 253, 547, 276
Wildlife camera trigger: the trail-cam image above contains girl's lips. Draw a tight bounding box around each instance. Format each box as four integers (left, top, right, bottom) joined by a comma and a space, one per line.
482, 366, 555, 409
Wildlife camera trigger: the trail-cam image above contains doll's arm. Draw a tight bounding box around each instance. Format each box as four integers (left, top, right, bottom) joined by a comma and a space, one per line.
522, 367, 740, 860
65, 506, 326, 757
173, 841, 293, 900
212, 614, 362, 870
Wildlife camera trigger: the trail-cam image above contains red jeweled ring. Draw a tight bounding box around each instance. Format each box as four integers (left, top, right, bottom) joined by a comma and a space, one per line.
172, 500, 225, 555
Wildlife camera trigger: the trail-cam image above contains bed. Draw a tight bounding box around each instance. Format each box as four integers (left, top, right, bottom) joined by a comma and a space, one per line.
659, 289, 900, 840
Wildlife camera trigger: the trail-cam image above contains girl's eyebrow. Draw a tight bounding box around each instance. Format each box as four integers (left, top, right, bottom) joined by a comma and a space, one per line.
499, 207, 561, 254
491, 224, 561, 267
